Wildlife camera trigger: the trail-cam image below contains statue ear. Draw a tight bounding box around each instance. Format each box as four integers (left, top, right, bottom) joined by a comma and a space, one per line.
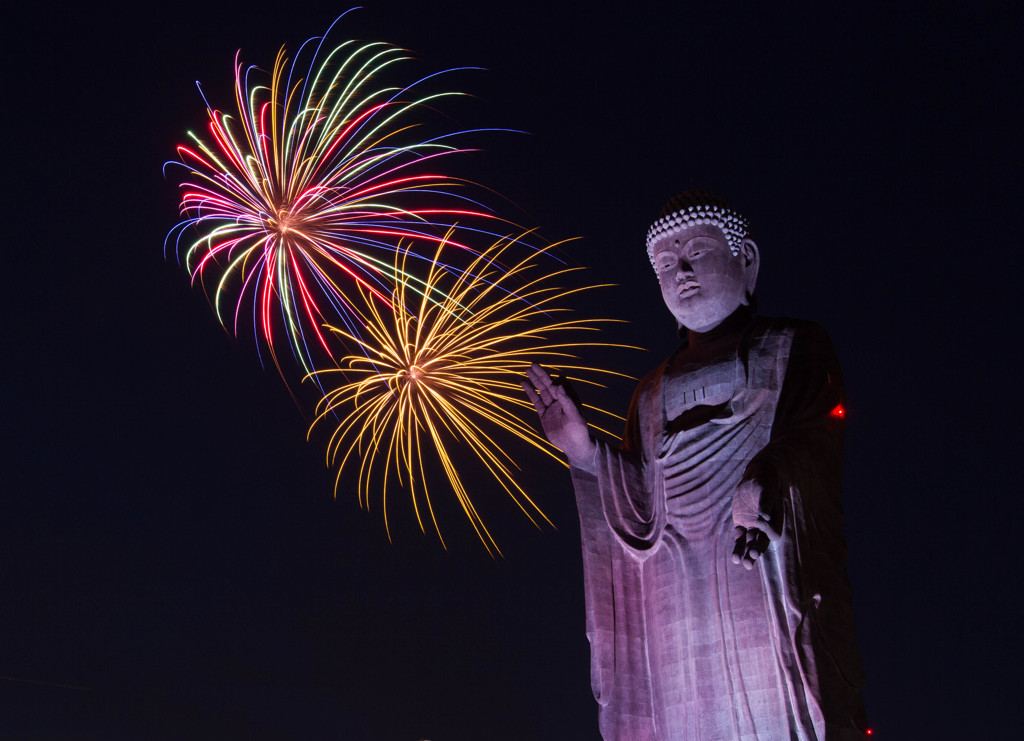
740, 238, 759, 296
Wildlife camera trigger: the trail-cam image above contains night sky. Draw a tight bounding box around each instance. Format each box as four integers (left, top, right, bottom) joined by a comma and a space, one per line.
5, 2, 1021, 739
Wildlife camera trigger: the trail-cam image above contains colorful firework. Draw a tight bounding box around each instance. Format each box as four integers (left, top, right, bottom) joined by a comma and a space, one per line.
165, 21, 515, 382
308, 235, 633, 555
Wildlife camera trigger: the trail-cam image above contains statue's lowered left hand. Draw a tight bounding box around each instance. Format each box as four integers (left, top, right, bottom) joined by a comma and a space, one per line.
731, 478, 784, 570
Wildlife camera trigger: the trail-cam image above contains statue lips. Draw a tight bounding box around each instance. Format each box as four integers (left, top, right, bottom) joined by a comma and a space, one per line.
677, 280, 700, 299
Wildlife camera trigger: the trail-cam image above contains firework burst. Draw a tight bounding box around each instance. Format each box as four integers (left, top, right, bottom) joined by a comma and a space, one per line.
308, 235, 633, 555
165, 22, 514, 382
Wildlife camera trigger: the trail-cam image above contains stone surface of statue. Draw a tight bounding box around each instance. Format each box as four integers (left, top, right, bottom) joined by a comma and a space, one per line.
524, 192, 868, 740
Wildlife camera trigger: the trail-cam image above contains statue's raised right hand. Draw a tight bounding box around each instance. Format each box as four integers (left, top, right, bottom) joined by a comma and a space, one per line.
522, 363, 597, 470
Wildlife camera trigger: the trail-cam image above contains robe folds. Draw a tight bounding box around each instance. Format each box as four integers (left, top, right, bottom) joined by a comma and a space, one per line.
571, 314, 867, 740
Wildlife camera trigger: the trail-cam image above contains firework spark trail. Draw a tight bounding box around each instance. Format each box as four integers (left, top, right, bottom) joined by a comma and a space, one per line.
165, 29, 525, 385
308, 235, 636, 556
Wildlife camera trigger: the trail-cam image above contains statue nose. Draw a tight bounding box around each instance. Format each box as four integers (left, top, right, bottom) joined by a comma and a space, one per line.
676, 259, 694, 279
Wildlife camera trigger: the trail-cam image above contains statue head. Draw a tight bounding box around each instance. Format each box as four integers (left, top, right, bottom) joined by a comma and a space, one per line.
646, 191, 759, 333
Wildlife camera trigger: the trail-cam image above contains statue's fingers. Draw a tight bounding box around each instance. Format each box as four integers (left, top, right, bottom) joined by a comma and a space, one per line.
526, 378, 556, 409
731, 527, 747, 565
732, 529, 762, 570
524, 364, 541, 392
524, 363, 543, 390
554, 376, 587, 414
554, 372, 583, 405
756, 506, 783, 541
521, 378, 546, 416
749, 530, 769, 559
526, 363, 558, 406
552, 383, 580, 414
527, 362, 555, 389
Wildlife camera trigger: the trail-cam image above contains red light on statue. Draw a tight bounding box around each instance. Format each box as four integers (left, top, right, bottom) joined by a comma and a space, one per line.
830, 403, 845, 419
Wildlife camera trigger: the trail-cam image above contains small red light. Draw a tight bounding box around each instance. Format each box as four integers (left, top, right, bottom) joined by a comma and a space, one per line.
830, 404, 845, 419
866, 730, 872, 736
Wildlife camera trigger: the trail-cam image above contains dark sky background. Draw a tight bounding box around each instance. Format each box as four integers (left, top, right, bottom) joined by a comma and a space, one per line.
4, 2, 1022, 739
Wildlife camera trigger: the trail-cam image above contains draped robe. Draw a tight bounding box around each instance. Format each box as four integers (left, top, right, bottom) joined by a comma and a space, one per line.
570, 314, 867, 740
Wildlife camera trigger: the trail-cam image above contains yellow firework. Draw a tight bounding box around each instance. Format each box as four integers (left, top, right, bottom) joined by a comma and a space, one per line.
308, 236, 632, 555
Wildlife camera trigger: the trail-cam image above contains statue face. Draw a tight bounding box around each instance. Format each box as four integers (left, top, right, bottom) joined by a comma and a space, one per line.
651, 224, 758, 333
